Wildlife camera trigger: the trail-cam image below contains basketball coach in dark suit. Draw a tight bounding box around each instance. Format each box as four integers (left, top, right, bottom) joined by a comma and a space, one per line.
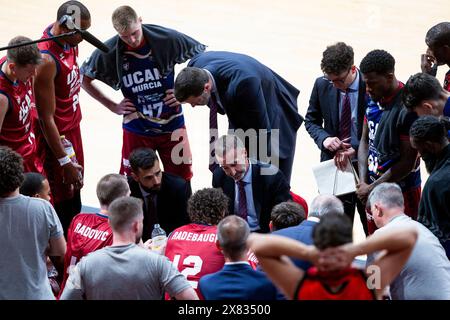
199, 216, 278, 300
174, 51, 304, 182
304, 42, 367, 234
127, 148, 191, 241
212, 134, 291, 233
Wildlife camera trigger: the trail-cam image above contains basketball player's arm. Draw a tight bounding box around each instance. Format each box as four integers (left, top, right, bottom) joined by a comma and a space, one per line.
81, 76, 136, 115
0, 94, 8, 132
47, 235, 67, 280
367, 139, 418, 190
331, 226, 417, 298
34, 54, 83, 186
356, 120, 370, 203
248, 233, 318, 299
174, 287, 199, 300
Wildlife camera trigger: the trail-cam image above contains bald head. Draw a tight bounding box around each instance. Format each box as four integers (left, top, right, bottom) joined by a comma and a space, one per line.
309, 195, 344, 218
217, 215, 250, 261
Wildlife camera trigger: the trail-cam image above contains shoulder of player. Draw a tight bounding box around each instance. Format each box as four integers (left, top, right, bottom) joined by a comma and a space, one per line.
36, 53, 57, 73
0, 93, 9, 108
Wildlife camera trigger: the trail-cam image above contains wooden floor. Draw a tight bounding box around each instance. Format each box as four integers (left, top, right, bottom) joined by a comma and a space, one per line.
1, 0, 449, 241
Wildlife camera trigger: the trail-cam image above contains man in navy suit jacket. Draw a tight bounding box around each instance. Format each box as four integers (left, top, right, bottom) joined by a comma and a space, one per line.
198, 215, 278, 300
304, 43, 367, 234
174, 51, 304, 182
273, 194, 345, 270
212, 134, 291, 233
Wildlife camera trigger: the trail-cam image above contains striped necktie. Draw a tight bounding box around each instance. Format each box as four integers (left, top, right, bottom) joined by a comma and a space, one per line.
339, 89, 352, 140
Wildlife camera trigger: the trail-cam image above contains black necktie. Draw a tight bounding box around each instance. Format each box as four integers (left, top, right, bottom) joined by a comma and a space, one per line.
209, 96, 219, 173
143, 192, 158, 241
237, 180, 248, 221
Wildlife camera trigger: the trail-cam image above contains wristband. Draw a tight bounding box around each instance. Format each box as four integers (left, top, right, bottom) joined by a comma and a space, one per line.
58, 155, 71, 166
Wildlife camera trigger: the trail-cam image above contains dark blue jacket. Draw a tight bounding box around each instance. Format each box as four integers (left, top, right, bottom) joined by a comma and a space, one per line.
305, 73, 366, 162
273, 220, 318, 270
199, 263, 278, 300
188, 51, 303, 160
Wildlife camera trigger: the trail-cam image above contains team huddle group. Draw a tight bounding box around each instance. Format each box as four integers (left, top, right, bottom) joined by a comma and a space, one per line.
1, 0, 450, 300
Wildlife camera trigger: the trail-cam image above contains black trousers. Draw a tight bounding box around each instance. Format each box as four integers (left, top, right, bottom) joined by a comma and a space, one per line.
54, 190, 82, 238
338, 192, 368, 236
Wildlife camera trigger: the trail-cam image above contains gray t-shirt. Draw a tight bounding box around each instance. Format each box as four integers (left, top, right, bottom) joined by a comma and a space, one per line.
375, 214, 450, 300
60, 243, 191, 300
0, 194, 63, 300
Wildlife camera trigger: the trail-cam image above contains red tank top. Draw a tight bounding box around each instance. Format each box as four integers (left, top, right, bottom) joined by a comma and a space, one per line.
59, 212, 113, 297
165, 224, 225, 293
444, 70, 450, 92
296, 267, 376, 300
38, 25, 82, 133
0, 58, 37, 160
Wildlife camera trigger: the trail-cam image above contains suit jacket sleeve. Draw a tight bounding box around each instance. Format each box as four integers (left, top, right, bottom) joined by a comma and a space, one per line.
212, 166, 224, 188
178, 180, 192, 226
305, 78, 331, 152
271, 170, 292, 208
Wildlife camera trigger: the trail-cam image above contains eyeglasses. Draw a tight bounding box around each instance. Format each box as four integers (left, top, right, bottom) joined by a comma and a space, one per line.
324, 68, 352, 84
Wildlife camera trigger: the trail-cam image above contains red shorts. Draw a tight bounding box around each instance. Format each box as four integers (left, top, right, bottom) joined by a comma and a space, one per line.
366, 186, 421, 234
22, 151, 44, 174
120, 127, 193, 181
16, 132, 44, 174
37, 125, 84, 204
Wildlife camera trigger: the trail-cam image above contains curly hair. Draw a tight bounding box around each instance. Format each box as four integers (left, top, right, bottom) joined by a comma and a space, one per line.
403, 73, 442, 110
188, 188, 229, 225
312, 212, 352, 250
270, 201, 305, 231
410, 115, 450, 144
321, 42, 354, 75
360, 49, 395, 75
0, 147, 24, 196
426, 22, 450, 48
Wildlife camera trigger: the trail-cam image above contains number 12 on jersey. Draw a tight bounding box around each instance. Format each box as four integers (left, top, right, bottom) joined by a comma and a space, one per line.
172, 254, 203, 289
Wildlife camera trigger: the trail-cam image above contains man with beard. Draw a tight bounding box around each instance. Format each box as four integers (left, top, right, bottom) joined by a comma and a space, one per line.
410, 116, 450, 259
127, 147, 191, 241
212, 134, 291, 233
356, 50, 421, 233
60, 196, 198, 300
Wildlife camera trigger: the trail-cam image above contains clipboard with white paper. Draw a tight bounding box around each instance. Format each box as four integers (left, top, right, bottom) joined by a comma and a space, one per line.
312, 159, 359, 196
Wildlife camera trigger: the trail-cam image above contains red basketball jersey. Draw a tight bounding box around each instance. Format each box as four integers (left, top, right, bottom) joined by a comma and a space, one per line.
296, 267, 376, 300
38, 25, 82, 133
59, 212, 113, 296
165, 224, 225, 293
444, 70, 450, 92
0, 57, 41, 172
